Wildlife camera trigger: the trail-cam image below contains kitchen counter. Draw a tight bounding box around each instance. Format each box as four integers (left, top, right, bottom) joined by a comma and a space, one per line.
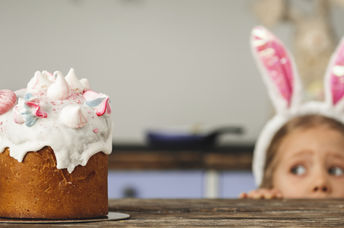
3, 199, 343, 227
109, 144, 253, 170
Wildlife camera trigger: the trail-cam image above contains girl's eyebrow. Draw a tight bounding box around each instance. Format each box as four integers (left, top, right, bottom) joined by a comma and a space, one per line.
289, 150, 314, 158
326, 153, 344, 161
282, 150, 313, 162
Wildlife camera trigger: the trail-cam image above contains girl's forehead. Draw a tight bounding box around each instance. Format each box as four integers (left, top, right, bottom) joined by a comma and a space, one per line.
276, 125, 344, 160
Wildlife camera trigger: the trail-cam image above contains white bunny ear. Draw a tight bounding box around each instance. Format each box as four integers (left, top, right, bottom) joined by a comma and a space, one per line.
324, 37, 344, 109
251, 26, 302, 113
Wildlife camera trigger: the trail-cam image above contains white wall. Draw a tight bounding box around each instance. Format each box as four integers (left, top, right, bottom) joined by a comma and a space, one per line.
1, 0, 342, 144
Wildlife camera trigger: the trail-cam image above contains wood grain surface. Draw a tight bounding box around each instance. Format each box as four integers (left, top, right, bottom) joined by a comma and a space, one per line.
2, 199, 343, 227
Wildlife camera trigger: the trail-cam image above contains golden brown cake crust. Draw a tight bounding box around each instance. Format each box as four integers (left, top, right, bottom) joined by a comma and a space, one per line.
0, 147, 108, 219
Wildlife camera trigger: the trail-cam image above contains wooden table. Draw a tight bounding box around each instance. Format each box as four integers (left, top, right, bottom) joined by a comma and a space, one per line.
4, 199, 343, 227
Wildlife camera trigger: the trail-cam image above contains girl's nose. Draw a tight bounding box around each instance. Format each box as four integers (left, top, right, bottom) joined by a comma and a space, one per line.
311, 173, 331, 194
312, 185, 328, 193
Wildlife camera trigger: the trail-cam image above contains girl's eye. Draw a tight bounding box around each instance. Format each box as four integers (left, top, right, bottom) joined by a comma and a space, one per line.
290, 165, 306, 175
328, 167, 344, 176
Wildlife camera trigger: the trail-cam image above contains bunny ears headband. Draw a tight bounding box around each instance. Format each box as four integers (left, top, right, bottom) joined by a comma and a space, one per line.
251, 26, 344, 187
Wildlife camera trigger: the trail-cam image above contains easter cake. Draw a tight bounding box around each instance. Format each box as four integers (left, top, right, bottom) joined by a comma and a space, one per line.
0, 69, 112, 219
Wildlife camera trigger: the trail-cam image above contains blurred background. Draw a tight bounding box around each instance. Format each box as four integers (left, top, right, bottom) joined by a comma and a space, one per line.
1, 0, 344, 198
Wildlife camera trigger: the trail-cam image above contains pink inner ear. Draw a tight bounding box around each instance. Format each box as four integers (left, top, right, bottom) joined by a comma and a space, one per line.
330, 41, 344, 105
252, 27, 294, 107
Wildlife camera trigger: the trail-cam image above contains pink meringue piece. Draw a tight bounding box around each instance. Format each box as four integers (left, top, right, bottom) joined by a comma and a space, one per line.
13, 105, 25, 124
59, 105, 88, 128
25, 101, 48, 118
0, 89, 17, 115
83, 90, 100, 101
65, 68, 84, 93
96, 97, 111, 116
47, 72, 71, 100
83, 90, 111, 116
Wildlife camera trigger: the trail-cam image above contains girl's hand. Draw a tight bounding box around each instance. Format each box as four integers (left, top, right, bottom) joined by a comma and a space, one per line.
239, 188, 283, 199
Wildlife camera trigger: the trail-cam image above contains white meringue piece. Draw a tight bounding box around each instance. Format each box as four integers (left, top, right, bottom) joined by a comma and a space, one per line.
47, 72, 70, 100
59, 104, 88, 128
27, 71, 53, 94
80, 78, 90, 90
42, 71, 56, 82
65, 68, 84, 92
27, 71, 42, 90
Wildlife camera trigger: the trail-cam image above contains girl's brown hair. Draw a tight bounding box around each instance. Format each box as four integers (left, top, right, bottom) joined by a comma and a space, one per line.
260, 114, 344, 188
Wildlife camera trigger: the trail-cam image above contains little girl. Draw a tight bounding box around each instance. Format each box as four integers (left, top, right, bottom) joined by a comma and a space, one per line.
241, 27, 344, 199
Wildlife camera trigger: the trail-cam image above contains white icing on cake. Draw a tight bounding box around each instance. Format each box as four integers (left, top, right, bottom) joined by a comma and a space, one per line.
0, 68, 112, 173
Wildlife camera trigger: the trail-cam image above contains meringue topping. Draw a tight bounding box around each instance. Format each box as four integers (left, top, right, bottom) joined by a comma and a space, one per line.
59, 105, 88, 129
65, 68, 84, 92
0, 68, 112, 173
47, 72, 71, 100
